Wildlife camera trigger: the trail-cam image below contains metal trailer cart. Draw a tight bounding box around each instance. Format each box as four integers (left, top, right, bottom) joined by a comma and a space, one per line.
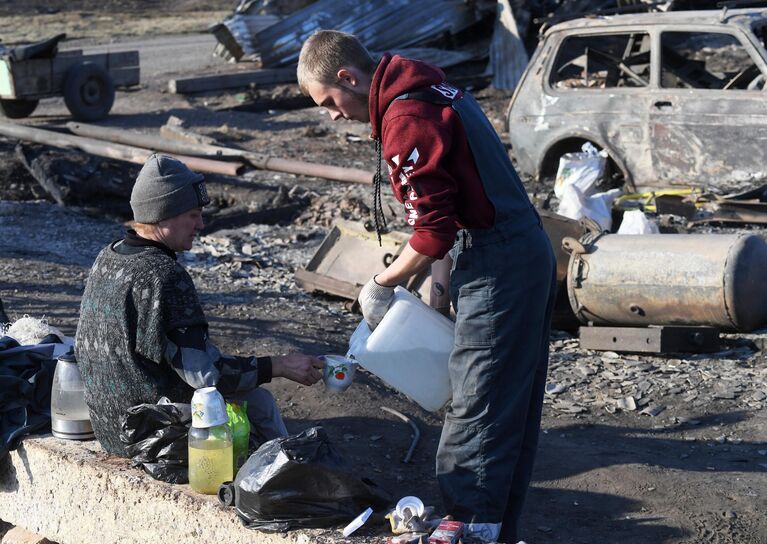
0, 33, 140, 121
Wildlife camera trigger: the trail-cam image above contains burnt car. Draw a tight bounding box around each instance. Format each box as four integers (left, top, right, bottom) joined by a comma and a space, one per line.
507, 8, 767, 191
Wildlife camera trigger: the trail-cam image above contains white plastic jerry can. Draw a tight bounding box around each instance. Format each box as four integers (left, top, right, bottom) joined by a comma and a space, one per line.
347, 286, 454, 412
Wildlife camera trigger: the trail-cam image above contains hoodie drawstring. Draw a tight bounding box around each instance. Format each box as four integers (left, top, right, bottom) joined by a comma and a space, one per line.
372, 137, 387, 246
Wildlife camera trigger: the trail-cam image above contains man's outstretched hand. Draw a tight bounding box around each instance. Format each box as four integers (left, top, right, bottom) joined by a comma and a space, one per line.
272, 354, 324, 386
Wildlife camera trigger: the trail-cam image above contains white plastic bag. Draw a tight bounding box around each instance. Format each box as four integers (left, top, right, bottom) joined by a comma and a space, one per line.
554, 142, 608, 199
617, 209, 660, 234
557, 185, 622, 231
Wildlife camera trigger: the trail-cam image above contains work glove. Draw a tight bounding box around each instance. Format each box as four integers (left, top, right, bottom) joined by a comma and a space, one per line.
358, 275, 394, 330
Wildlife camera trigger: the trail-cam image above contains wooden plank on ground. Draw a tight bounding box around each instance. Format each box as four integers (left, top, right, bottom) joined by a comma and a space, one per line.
168, 67, 296, 94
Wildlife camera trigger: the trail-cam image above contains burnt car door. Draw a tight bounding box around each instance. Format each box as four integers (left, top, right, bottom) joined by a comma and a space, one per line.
650, 27, 767, 188
543, 29, 655, 185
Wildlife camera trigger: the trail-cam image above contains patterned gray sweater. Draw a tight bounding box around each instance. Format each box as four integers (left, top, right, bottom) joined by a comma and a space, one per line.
76, 242, 206, 455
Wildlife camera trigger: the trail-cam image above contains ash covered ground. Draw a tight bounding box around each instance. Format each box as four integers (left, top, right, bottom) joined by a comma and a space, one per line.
0, 2, 766, 543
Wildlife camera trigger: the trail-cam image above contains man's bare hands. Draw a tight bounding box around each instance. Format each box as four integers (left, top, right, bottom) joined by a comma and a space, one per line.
271, 354, 324, 386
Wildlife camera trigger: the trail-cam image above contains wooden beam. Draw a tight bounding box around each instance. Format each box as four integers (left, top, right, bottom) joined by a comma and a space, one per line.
168, 67, 296, 94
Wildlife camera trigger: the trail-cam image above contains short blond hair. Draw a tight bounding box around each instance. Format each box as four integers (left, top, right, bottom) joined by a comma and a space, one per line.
132, 221, 158, 238
297, 30, 377, 95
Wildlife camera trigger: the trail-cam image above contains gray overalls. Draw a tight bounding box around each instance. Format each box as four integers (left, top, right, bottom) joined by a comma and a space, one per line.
396, 89, 557, 542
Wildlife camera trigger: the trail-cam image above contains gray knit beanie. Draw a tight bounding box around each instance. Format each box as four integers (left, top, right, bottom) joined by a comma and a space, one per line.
130, 153, 210, 223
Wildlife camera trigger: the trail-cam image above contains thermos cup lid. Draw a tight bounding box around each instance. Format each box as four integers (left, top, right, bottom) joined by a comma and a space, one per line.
57, 349, 77, 363
191, 387, 228, 428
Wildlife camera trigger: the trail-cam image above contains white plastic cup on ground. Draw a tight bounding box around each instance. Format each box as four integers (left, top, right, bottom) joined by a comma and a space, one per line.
395, 495, 425, 519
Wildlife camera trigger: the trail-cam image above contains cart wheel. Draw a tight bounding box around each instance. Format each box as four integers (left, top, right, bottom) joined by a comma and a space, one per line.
0, 98, 39, 119
63, 63, 115, 121
217, 481, 235, 507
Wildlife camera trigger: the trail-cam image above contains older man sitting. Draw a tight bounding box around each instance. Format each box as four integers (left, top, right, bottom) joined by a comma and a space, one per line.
75, 153, 323, 456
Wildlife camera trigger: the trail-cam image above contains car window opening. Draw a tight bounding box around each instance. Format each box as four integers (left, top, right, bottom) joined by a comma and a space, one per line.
550, 32, 651, 89
660, 31, 765, 90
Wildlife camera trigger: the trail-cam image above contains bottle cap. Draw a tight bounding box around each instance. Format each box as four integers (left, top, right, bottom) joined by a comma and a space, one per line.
191, 387, 228, 428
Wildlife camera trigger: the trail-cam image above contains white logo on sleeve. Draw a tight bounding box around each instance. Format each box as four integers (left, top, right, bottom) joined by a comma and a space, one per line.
388, 148, 422, 226
402, 148, 419, 175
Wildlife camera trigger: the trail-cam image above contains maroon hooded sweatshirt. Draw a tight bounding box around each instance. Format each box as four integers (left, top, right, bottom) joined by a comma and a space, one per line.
368, 53, 495, 259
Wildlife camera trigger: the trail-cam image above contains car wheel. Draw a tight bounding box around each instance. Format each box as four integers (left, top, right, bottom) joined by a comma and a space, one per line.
63, 63, 115, 121
0, 98, 39, 119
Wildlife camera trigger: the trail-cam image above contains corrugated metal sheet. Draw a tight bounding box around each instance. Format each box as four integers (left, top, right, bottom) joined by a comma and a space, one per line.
387, 47, 479, 69
219, 14, 282, 59
489, 0, 528, 89
252, 0, 485, 68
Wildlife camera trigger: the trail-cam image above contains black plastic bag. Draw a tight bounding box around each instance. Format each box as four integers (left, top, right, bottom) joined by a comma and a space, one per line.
119, 403, 190, 484
233, 426, 392, 532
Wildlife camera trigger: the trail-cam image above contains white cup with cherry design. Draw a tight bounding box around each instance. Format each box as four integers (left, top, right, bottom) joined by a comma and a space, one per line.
320, 355, 357, 392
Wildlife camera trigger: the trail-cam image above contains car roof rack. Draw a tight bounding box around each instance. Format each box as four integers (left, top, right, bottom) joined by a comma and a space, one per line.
535, 1, 670, 34
717, 0, 767, 22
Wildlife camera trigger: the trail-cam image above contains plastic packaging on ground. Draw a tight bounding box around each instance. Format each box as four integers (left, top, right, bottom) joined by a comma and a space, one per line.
231, 426, 391, 532
557, 186, 622, 231
617, 209, 660, 234
226, 401, 250, 470
554, 142, 607, 199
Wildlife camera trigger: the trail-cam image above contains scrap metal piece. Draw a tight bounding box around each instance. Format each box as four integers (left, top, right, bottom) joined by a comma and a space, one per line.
640, 404, 666, 417
539, 210, 594, 331
579, 325, 720, 354
381, 406, 420, 464
488, 0, 528, 90
702, 200, 767, 225
209, 15, 281, 61
295, 220, 412, 300
251, 0, 485, 68
565, 233, 767, 332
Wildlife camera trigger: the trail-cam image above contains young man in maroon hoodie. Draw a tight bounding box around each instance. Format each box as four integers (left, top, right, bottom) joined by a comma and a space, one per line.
298, 31, 556, 544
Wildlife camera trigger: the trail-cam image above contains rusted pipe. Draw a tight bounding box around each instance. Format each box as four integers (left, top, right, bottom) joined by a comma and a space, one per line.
162, 154, 242, 176
66, 122, 243, 159
380, 406, 420, 464
67, 122, 374, 184
565, 233, 767, 332
0, 121, 242, 176
246, 154, 373, 185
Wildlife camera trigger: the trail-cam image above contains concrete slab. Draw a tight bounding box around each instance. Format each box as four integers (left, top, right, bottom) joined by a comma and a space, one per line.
0, 436, 329, 544
1, 526, 54, 544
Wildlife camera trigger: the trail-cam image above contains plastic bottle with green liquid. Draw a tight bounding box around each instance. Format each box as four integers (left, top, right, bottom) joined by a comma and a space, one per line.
188, 387, 233, 494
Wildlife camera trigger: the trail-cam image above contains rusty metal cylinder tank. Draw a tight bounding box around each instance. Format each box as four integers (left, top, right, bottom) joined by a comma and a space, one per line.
566, 233, 767, 332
